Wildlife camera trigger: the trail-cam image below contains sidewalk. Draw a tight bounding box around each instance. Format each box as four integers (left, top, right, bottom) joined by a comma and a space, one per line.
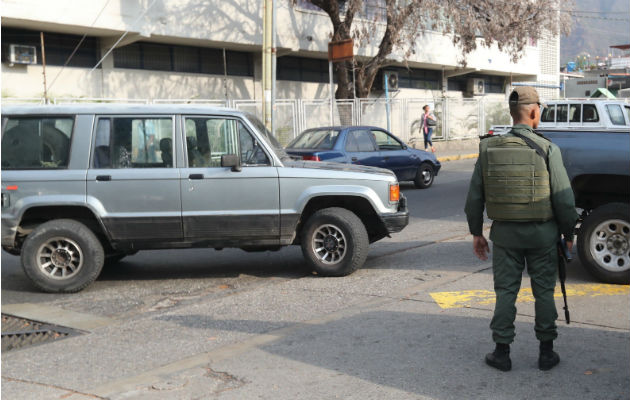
411, 137, 480, 162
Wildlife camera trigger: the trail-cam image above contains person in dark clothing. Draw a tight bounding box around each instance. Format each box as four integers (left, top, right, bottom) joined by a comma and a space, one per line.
464, 86, 578, 371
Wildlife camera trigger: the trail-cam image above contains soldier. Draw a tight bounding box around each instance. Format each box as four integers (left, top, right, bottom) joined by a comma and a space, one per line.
464, 86, 579, 372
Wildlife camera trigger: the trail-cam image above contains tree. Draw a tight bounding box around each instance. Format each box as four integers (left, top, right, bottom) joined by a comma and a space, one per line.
297, 0, 572, 99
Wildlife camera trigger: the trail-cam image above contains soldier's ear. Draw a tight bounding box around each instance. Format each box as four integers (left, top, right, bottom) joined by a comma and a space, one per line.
529, 105, 538, 121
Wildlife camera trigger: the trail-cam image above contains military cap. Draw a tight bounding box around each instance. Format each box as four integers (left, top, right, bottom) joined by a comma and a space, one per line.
509, 86, 546, 108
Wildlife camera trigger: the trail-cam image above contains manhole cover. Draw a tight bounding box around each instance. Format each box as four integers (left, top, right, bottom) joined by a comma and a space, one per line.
1, 314, 81, 352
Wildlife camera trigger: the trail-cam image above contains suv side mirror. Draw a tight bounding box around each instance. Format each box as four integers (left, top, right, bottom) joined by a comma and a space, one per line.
221, 154, 242, 172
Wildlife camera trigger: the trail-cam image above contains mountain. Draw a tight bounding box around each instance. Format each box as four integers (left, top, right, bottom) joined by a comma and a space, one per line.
560, 0, 630, 65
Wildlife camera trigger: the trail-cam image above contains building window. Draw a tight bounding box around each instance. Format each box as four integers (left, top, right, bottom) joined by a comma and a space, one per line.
113, 42, 253, 77
1, 27, 99, 68
384, 68, 440, 90
277, 56, 332, 83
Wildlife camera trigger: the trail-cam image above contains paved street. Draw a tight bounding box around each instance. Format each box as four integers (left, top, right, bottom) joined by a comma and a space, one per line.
2, 159, 629, 400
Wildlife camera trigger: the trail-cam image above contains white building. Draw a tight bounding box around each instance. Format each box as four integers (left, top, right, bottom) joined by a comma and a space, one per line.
1, 0, 560, 102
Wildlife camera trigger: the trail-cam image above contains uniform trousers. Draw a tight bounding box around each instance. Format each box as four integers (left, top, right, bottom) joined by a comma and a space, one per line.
491, 242, 558, 344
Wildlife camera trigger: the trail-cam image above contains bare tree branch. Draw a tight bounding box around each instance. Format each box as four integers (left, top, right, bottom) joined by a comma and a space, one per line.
295, 0, 573, 98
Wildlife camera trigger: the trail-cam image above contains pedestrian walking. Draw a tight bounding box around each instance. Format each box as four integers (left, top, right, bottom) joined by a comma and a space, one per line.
464, 86, 579, 372
419, 104, 437, 152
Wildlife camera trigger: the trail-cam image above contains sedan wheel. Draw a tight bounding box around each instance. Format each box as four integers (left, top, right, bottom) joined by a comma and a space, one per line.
414, 163, 434, 189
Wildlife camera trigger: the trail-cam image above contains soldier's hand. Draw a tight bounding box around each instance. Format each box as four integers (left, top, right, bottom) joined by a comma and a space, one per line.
473, 235, 490, 261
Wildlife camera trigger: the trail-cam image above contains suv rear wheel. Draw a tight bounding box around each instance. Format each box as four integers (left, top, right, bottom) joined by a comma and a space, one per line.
300, 207, 369, 276
21, 219, 105, 293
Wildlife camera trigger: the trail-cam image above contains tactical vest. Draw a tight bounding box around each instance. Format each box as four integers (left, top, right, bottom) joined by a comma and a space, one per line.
480, 132, 554, 222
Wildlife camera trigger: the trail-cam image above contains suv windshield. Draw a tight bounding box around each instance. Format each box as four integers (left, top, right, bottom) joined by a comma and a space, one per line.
243, 113, 290, 161
287, 129, 340, 149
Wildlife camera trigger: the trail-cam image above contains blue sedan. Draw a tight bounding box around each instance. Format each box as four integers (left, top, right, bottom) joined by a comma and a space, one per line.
285, 126, 441, 188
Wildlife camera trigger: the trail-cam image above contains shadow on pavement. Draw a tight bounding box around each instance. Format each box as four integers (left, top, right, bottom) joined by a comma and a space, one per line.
157, 310, 629, 399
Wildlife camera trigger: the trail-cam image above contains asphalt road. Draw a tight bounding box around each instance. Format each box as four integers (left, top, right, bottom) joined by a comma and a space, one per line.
2, 159, 629, 400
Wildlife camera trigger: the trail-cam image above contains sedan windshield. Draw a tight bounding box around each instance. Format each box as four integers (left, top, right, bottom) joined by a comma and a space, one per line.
287, 129, 340, 150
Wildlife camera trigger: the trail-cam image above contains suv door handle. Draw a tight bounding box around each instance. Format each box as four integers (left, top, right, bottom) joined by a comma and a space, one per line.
189, 174, 204, 180
351, 157, 358, 162
96, 175, 111, 181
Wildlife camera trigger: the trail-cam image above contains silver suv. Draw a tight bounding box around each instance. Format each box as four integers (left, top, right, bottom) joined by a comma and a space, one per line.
1, 104, 408, 292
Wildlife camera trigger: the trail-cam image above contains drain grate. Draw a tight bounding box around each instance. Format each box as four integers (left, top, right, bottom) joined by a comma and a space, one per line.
1, 314, 81, 352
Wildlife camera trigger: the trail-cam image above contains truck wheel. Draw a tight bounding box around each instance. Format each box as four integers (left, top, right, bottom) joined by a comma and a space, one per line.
578, 203, 630, 284
300, 207, 369, 277
414, 163, 434, 189
21, 219, 105, 292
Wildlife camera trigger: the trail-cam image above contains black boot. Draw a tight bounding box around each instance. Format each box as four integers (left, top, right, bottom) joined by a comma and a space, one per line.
538, 340, 560, 371
485, 343, 511, 371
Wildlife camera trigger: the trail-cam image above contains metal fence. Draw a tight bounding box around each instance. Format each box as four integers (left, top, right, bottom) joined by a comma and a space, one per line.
3, 96, 513, 146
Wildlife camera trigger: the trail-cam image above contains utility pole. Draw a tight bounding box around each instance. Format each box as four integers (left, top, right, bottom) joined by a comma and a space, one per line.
262, 0, 275, 133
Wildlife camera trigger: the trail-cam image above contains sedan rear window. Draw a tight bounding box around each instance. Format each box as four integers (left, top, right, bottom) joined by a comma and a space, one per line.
288, 129, 340, 149
1, 117, 73, 170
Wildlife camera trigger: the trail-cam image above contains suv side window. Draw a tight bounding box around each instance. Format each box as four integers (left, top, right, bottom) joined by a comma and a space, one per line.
583, 104, 599, 122
541, 105, 556, 122
606, 104, 626, 126
93, 117, 173, 168
556, 104, 568, 123
184, 117, 270, 167
1, 117, 73, 170
569, 104, 581, 123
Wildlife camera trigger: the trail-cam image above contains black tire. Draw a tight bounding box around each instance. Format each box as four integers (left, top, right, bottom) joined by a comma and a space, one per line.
414, 163, 434, 189
300, 207, 369, 277
20, 219, 105, 293
577, 203, 630, 284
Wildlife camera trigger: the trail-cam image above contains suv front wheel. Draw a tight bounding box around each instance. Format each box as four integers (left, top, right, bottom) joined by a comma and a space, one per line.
300, 207, 369, 277
21, 219, 105, 293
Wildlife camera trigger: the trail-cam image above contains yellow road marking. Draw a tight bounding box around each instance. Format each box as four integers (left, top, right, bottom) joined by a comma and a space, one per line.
430, 284, 630, 309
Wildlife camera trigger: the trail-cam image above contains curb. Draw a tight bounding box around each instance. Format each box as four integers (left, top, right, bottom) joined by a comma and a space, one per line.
437, 153, 479, 162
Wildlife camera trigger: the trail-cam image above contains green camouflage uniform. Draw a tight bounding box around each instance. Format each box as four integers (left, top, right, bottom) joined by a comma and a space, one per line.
465, 124, 579, 344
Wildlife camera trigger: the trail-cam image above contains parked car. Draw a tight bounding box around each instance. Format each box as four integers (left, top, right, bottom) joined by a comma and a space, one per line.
285, 126, 441, 189
1, 105, 409, 292
487, 99, 630, 284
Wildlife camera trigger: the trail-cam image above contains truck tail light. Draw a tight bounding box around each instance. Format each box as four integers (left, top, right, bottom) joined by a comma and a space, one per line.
389, 184, 400, 202
303, 155, 320, 161
488, 130, 494, 135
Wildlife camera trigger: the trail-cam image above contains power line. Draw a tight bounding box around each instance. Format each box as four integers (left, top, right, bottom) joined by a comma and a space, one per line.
47, 0, 112, 92
570, 14, 629, 22
568, 26, 630, 36
562, 10, 630, 15
90, 0, 158, 73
